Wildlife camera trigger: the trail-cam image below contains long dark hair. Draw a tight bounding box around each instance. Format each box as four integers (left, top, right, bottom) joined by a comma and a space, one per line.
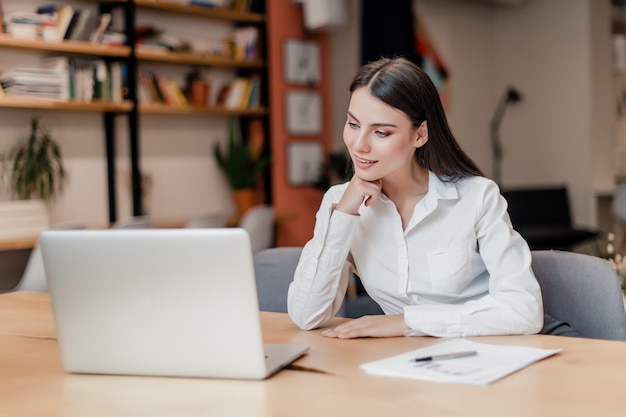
349, 57, 483, 181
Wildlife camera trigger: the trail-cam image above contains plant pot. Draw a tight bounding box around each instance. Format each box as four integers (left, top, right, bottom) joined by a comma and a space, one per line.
232, 188, 257, 218
0, 199, 49, 240
190, 80, 209, 107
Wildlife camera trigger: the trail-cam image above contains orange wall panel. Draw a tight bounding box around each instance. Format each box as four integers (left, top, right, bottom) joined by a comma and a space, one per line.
266, 0, 332, 247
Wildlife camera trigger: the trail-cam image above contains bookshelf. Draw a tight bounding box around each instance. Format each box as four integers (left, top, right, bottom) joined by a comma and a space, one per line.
130, 0, 269, 211
0, 96, 133, 111
0, 0, 269, 223
133, 0, 264, 23
139, 101, 265, 116
135, 48, 264, 68
0, 34, 131, 56
0, 1, 135, 224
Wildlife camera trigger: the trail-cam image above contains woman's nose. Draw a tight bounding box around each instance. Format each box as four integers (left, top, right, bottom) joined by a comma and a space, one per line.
352, 132, 370, 153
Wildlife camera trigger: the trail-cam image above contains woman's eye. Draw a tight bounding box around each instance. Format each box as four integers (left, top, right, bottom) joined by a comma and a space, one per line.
347, 122, 359, 129
374, 130, 390, 138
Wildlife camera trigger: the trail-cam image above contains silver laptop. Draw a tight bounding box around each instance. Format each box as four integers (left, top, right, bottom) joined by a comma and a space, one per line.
39, 228, 308, 380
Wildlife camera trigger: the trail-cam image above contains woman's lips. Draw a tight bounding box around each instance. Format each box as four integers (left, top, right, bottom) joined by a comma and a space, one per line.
354, 155, 377, 170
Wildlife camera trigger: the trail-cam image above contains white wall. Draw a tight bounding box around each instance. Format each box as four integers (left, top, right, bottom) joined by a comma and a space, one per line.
330, 0, 613, 229
494, 0, 612, 227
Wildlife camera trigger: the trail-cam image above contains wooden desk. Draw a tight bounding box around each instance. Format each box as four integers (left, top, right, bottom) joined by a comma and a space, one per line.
2, 292, 626, 417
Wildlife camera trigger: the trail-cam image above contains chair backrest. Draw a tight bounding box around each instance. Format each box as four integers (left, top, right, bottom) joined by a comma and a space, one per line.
185, 212, 228, 228
501, 186, 572, 228
531, 250, 626, 340
239, 205, 275, 255
112, 215, 153, 229
612, 183, 626, 224
253, 247, 303, 313
14, 223, 85, 292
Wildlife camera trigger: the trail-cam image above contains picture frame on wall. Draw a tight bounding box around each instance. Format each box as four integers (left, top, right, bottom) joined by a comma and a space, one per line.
283, 39, 321, 85
285, 90, 322, 135
287, 141, 324, 186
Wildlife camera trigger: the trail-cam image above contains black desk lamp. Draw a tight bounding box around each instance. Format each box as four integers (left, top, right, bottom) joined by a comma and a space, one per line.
490, 86, 523, 185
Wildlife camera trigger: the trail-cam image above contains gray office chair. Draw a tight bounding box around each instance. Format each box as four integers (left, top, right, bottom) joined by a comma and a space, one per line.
185, 212, 228, 228
531, 250, 626, 341
612, 183, 626, 249
252, 247, 382, 317
13, 223, 85, 292
253, 246, 302, 313
239, 205, 275, 255
112, 215, 153, 229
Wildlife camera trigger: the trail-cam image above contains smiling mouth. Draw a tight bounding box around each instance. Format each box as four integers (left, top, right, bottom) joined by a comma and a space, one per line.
355, 156, 377, 165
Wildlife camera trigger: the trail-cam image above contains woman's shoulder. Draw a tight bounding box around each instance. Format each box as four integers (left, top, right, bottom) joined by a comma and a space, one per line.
455, 175, 499, 193
445, 175, 502, 203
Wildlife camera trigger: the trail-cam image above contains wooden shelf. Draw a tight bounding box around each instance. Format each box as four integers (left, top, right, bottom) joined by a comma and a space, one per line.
134, 0, 265, 23
0, 98, 133, 112
139, 102, 266, 116
136, 48, 264, 68
0, 236, 37, 251
0, 35, 131, 57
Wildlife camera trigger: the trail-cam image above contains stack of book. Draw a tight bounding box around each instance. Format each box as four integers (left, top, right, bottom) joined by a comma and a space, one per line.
0, 57, 128, 102
51, 6, 112, 43
0, 67, 64, 100
5, 5, 113, 43
41, 56, 127, 102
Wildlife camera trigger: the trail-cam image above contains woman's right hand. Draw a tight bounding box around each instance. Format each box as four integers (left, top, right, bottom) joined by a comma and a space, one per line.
335, 175, 382, 215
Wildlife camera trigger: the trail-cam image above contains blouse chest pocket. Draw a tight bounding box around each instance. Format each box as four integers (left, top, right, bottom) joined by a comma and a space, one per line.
426, 244, 474, 295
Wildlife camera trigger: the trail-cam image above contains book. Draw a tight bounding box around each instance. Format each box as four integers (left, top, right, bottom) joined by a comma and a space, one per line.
62, 10, 80, 40
155, 75, 176, 106
55, 6, 75, 41
36, 4, 57, 15
108, 61, 122, 103
223, 78, 249, 109
89, 13, 111, 44
140, 71, 165, 104
246, 75, 261, 108
69, 9, 93, 41
40, 56, 74, 101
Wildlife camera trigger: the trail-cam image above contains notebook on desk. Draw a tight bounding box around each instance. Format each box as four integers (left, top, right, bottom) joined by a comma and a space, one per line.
39, 228, 308, 380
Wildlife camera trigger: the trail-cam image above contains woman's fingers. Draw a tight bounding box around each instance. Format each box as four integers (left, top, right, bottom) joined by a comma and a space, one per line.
321, 315, 408, 339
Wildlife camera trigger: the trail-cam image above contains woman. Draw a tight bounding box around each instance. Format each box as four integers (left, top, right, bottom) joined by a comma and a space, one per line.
287, 57, 545, 338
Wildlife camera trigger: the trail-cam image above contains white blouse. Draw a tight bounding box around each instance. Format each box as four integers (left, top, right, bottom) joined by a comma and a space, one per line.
287, 173, 544, 337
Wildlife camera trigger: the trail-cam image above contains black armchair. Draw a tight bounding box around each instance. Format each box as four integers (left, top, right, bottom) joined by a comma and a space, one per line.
501, 186, 600, 251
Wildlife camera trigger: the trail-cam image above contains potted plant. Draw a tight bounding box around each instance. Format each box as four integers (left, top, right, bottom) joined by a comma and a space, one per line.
0, 117, 65, 241
11, 117, 66, 201
213, 118, 269, 216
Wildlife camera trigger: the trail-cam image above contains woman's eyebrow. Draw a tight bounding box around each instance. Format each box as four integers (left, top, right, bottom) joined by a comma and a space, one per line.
346, 111, 397, 128
347, 111, 359, 123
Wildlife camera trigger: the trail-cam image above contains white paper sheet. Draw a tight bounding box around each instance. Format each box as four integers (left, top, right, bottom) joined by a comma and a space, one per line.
360, 338, 561, 385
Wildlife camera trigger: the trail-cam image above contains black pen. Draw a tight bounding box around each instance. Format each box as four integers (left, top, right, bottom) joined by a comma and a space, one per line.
412, 350, 478, 362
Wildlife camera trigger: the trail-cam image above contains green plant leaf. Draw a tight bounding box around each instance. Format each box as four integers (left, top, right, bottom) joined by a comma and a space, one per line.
10, 117, 66, 201
213, 118, 270, 190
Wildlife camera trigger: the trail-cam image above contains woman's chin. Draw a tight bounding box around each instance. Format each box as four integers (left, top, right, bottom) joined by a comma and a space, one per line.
354, 170, 382, 182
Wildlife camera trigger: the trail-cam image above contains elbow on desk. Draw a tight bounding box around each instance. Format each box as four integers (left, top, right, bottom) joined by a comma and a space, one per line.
287, 309, 326, 331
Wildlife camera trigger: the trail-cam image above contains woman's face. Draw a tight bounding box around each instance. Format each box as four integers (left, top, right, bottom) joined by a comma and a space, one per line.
343, 87, 426, 182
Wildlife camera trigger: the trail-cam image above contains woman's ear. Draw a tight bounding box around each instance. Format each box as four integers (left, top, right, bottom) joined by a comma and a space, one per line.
414, 121, 429, 148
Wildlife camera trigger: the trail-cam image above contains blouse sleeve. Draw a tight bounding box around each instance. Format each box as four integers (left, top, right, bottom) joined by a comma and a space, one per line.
287, 186, 359, 330
403, 180, 544, 337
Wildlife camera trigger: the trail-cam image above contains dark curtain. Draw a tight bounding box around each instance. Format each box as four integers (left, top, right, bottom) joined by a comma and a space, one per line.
360, 0, 419, 66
